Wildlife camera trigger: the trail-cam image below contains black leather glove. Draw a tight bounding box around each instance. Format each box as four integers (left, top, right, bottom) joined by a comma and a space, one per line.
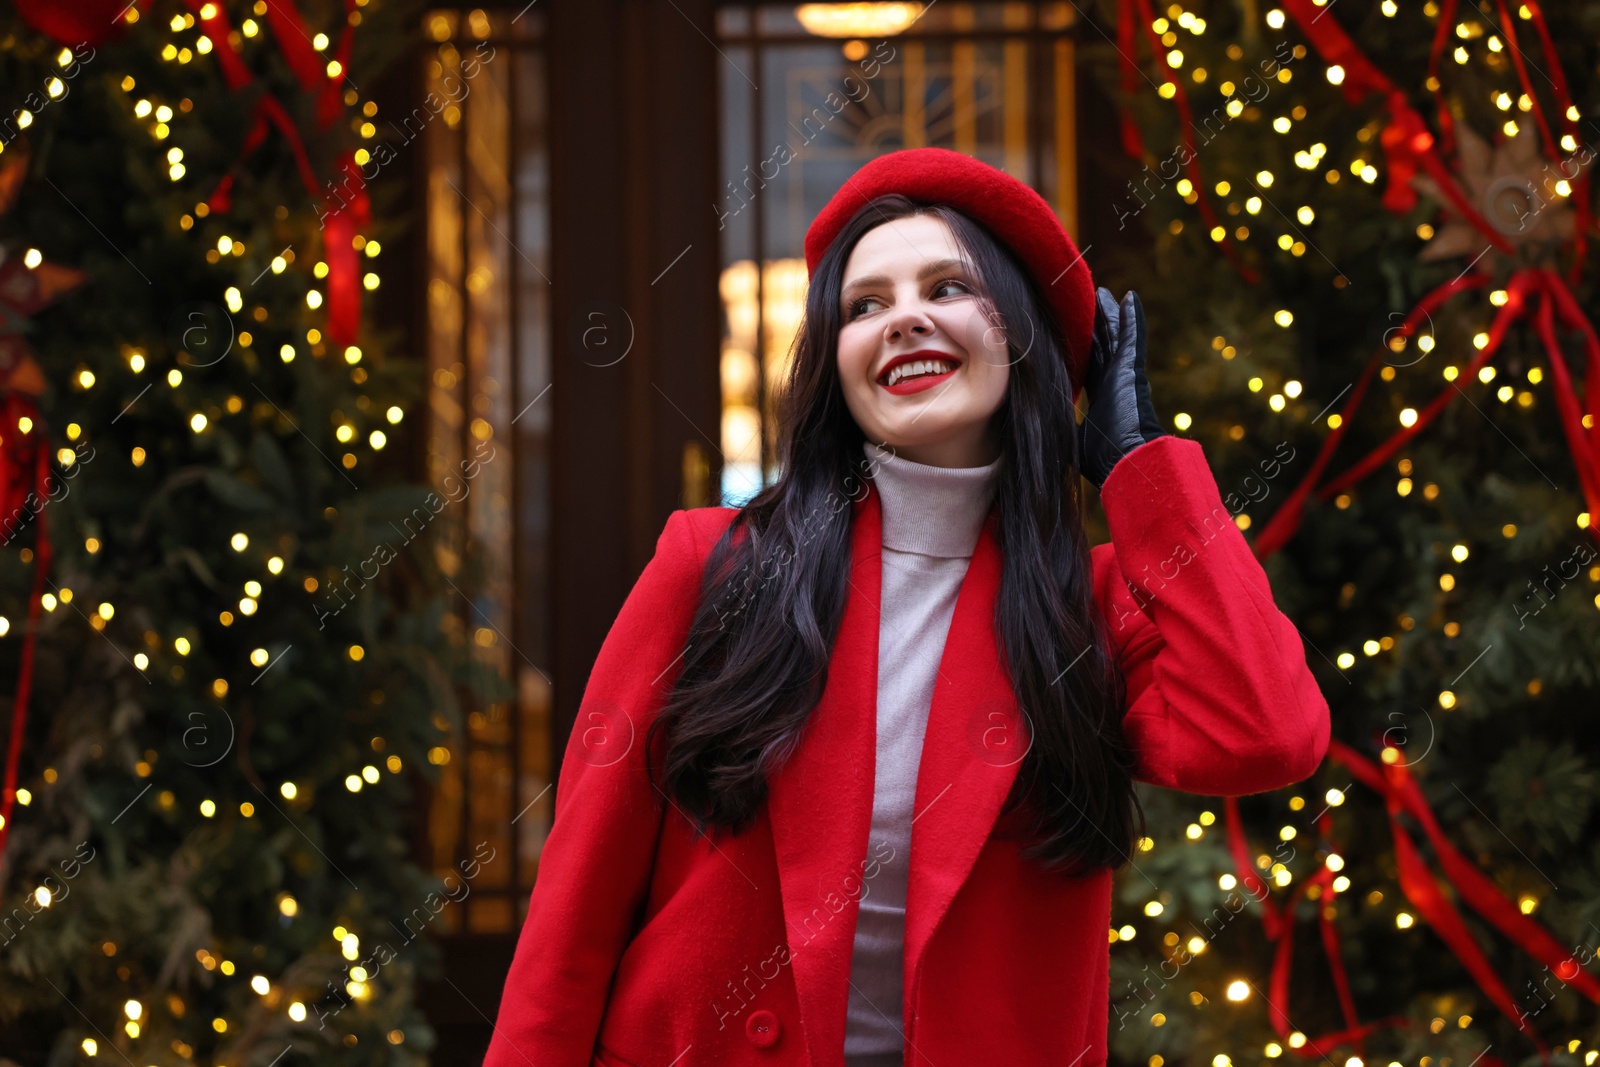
1076, 287, 1168, 489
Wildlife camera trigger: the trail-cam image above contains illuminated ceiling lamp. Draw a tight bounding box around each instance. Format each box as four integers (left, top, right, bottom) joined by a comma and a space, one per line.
794, 3, 926, 38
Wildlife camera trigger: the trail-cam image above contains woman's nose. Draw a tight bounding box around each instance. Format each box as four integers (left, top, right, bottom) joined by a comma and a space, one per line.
885, 304, 934, 341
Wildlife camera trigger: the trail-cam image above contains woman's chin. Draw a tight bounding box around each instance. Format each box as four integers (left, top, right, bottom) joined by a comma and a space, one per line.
866, 417, 981, 454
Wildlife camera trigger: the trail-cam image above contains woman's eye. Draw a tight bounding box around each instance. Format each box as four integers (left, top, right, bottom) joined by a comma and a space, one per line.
846, 280, 966, 320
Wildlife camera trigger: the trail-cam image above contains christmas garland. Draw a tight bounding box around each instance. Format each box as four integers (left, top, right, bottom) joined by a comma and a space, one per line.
1113, 0, 1600, 1054
1, 0, 374, 881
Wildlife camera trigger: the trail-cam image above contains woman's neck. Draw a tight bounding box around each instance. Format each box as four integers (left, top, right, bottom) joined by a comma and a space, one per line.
863, 441, 1001, 558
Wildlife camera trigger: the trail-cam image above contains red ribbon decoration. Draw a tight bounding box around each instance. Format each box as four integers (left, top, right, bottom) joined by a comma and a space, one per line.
1103, 0, 1600, 1049
1425, 0, 1460, 165
321, 150, 370, 347
1281, 0, 1516, 255
1238, 263, 1600, 1051
12, 0, 150, 48
1115, 0, 1145, 160
1489, 0, 1591, 279
260, 0, 360, 130
1333, 738, 1600, 1022
183, 0, 369, 347
0, 399, 55, 881
1113, 0, 1600, 1038
1258, 822, 1411, 1058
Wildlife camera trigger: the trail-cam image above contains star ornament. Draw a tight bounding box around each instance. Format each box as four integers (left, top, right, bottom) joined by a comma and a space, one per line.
1411, 120, 1583, 267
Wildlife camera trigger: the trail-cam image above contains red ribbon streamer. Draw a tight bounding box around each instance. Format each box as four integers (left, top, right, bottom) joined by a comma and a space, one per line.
0, 401, 55, 884
1491, 0, 1591, 279
1114, 0, 1259, 283
1115, 0, 1145, 160
321, 150, 371, 347
1334, 739, 1600, 1012
261, 0, 360, 131
1425, 0, 1459, 163
1248, 270, 1486, 559
1538, 270, 1600, 474
183, 0, 368, 346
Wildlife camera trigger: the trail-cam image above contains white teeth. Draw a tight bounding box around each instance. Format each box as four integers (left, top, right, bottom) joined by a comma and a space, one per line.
885, 359, 955, 386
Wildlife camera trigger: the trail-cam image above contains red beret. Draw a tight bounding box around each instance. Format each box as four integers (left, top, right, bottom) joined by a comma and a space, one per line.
804, 146, 1095, 396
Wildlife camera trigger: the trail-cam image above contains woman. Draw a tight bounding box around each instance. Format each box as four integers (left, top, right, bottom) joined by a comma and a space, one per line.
482, 147, 1330, 1067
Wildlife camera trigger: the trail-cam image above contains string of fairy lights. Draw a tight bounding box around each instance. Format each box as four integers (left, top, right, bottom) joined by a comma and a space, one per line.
1107, 0, 1599, 1064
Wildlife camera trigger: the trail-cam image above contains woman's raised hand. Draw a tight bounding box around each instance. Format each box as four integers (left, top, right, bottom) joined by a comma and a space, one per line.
1075, 287, 1169, 489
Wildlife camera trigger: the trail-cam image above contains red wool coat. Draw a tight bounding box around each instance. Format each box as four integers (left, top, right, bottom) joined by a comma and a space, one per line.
483, 435, 1331, 1067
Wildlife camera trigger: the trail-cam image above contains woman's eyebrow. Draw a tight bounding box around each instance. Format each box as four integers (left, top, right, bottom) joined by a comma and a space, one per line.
841, 258, 968, 298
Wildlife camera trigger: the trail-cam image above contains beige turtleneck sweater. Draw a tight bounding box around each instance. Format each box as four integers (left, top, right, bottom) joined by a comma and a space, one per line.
843, 440, 1003, 1067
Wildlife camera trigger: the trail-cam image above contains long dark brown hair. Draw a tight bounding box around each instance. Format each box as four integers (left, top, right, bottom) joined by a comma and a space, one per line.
645, 194, 1143, 874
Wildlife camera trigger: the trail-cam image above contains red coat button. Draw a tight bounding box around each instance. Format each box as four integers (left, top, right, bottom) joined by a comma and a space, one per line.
744, 1008, 781, 1048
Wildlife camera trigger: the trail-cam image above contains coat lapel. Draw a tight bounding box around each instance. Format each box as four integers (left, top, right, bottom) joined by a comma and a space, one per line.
901, 506, 1026, 1016
765, 486, 1024, 1067
765, 487, 881, 1067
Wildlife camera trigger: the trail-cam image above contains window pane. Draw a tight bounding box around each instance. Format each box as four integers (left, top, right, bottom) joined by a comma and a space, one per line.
422, 5, 551, 935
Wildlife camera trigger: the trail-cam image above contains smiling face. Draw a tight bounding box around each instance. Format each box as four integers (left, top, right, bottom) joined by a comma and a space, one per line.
835, 213, 1011, 468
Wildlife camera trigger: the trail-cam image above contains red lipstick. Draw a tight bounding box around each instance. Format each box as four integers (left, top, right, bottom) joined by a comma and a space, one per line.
876, 350, 962, 395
